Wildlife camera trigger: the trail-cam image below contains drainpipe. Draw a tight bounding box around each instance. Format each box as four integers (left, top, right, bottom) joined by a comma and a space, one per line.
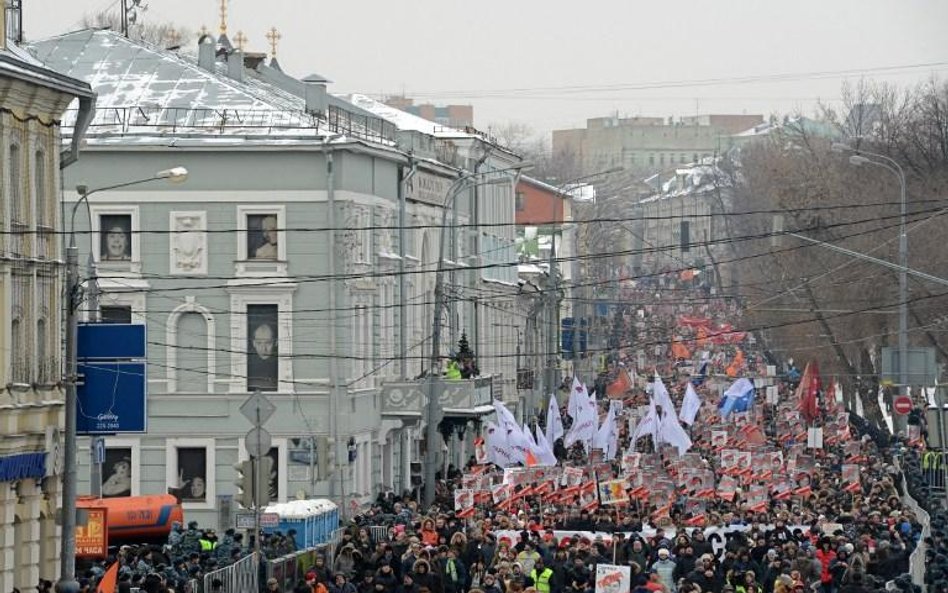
399, 157, 417, 379
60, 95, 96, 170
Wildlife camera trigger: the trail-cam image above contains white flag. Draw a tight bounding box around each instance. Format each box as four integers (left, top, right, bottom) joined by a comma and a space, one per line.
593, 403, 619, 460
484, 421, 516, 468
534, 425, 558, 466
567, 377, 589, 420
632, 397, 659, 443
659, 404, 693, 456
652, 373, 677, 417
679, 383, 702, 425
564, 392, 598, 451
493, 400, 529, 464
546, 395, 564, 447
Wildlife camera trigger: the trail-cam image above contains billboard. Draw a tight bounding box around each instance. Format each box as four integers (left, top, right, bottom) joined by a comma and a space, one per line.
76, 508, 108, 558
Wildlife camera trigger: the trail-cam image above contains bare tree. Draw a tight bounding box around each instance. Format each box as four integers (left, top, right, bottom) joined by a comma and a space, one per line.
82, 8, 193, 50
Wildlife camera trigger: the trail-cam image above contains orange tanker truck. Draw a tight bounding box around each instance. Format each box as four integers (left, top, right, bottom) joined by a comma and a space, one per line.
77, 494, 183, 542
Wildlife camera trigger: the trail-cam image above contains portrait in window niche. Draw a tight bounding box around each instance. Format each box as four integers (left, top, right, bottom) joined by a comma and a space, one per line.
100, 214, 132, 261
265, 447, 279, 501
101, 447, 132, 498
247, 304, 279, 391
169, 447, 207, 502
248, 214, 278, 260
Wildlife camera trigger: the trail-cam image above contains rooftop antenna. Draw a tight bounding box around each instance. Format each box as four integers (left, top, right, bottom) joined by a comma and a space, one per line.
265, 26, 281, 60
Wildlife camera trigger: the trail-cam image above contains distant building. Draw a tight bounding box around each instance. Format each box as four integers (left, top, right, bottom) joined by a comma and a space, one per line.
553, 113, 762, 176
384, 95, 474, 129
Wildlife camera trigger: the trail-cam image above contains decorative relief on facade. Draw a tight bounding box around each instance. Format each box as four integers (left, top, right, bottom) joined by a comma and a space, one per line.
170, 211, 207, 275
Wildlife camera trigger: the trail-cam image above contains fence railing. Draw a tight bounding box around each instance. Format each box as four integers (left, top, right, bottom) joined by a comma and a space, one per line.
368, 525, 389, 543
203, 551, 258, 593
896, 457, 930, 590
267, 546, 329, 593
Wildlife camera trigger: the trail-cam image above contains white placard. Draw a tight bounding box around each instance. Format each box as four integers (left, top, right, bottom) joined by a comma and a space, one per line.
595, 564, 631, 593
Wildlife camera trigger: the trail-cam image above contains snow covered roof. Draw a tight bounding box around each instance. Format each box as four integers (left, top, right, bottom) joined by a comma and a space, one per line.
26, 30, 383, 143
0, 37, 93, 99
264, 498, 337, 519
342, 93, 473, 138
638, 159, 728, 204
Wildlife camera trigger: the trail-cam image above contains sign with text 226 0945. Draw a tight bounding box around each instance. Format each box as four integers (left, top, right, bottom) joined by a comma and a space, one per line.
76, 508, 108, 558
76, 323, 147, 434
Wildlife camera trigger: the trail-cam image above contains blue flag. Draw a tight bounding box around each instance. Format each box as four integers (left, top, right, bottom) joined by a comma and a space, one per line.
718, 378, 755, 418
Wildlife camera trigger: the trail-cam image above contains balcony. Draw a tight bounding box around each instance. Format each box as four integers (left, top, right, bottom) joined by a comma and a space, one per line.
379, 375, 499, 418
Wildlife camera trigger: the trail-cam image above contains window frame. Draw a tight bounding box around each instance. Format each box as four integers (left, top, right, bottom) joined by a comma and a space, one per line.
90, 205, 142, 273
165, 438, 217, 511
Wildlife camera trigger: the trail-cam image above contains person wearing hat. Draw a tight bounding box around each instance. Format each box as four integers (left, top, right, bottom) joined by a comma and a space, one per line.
265, 577, 281, 593
651, 548, 677, 592
529, 555, 555, 593
199, 529, 219, 553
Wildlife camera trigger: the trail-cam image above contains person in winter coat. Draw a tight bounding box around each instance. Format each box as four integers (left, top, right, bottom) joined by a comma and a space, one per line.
397, 573, 421, 593
650, 548, 677, 593
373, 565, 399, 591
814, 540, 837, 593
411, 559, 442, 593
440, 548, 467, 593
420, 520, 440, 547
329, 574, 358, 593
333, 546, 359, 580
479, 571, 503, 593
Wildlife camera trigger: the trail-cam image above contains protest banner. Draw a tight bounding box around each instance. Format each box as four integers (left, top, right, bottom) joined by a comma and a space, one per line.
595, 564, 631, 593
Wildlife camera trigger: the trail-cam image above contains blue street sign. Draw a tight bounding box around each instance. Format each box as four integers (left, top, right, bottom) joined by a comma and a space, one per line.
77, 323, 146, 360
77, 362, 147, 434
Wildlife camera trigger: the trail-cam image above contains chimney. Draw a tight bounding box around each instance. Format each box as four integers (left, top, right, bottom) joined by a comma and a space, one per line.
302, 74, 328, 116
198, 36, 215, 71
227, 49, 243, 82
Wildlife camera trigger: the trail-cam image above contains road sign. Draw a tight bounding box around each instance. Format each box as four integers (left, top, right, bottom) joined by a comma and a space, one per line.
259, 513, 280, 528
78, 323, 146, 360
76, 361, 147, 434
894, 395, 913, 415
240, 392, 276, 426
236, 512, 255, 530
244, 427, 272, 458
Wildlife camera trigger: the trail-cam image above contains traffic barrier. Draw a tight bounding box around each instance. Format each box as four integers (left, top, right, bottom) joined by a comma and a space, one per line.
267, 546, 329, 593
368, 525, 389, 543
202, 551, 258, 593
897, 456, 930, 589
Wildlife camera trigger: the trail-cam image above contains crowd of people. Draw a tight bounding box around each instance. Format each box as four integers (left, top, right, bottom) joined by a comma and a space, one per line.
64, 269, 927, 593
67, 521, 299, 593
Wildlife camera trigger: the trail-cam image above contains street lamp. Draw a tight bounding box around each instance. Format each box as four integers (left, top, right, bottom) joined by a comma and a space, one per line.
60, 167, 188, 589
833, 141, 909, 431
422, 162, 531, 507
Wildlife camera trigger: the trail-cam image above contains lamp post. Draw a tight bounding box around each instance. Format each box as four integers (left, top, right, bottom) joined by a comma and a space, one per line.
59, 167, 188, 588
422, 163, 530, 507
833, 142, 908, 431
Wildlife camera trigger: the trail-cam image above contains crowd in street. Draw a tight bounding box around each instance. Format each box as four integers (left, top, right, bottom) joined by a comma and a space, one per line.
68, 270, 924, 593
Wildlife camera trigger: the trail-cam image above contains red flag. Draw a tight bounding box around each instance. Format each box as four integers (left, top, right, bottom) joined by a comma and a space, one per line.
606, 370, 631, 397
525, 450, 538, 468
796, 362, 822, 423
97, 562, 119, 593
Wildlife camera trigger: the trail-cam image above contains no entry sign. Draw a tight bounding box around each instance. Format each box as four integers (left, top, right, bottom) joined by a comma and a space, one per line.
894, 395, 913, 415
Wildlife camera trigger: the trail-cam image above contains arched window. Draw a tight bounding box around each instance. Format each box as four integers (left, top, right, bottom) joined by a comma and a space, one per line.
176, 312, 208, 391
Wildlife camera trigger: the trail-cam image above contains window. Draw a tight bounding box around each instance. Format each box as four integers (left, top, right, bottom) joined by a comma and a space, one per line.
35, 150, 53, 259
649, 154, 655, 166
99, 214, 132, 261
166, 439, 216, 509
693, 153, 699, 163
247, 214, 278, 260
102, 446, 133, 497
10, 142, 28, 256
680, 153, 687, 164
515, 191, 525, 212
36, 271, 58, 384
659, 154, 665, 165
680, 221, 691, 253
175, 312, 208, 391
247, 304, 279, 392
351, 302, 372, 389
11, 272, 32, 384
101, 306, 133, 324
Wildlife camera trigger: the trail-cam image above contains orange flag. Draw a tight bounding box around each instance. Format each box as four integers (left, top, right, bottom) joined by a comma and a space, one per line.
97, 561, 119, 593
524, 450, 537, 467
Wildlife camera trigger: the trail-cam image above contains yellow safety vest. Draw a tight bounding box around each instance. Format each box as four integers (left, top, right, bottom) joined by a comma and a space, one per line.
531, 567, 553, 593
200, 538, 217, 551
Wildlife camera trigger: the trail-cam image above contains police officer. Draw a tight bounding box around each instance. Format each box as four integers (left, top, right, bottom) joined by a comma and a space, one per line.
530, 556, 555, 593
181, 521, 202, 555
215, 528, 235, 561
199, 528, 219, 553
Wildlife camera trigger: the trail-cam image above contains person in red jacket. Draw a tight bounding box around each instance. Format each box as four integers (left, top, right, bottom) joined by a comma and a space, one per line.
814, 538, 837, 593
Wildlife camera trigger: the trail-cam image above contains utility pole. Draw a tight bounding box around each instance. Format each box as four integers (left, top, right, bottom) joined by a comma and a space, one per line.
60, 241, 79, 587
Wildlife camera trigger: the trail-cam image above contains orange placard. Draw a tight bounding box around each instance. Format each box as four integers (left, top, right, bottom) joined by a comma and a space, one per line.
76, 508, 108, 558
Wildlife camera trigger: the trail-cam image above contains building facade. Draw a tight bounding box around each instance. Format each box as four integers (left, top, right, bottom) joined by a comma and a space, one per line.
32, 29, 523, 527
553, 114, 762, 177
0, 13, 94, 589
383, 95, 474, 129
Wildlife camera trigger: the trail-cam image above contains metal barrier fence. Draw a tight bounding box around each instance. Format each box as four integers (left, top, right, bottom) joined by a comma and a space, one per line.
368, 525, 390, 543
897, 458, 931, 590
923, 451, 948, 493
267, 546, 329, 593
325, 527, 347, 562
203, 551, 259, 593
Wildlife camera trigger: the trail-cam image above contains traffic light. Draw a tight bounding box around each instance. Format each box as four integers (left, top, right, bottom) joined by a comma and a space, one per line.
317, 436, 335, 480
255, 456, 272, 508
234, 460, 254, 509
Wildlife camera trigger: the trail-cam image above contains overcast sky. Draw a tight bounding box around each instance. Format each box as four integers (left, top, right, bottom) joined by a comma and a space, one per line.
22, 0, 948, 136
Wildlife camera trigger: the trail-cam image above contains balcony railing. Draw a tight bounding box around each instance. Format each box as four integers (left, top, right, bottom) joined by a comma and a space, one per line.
380, 374, 497, 417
